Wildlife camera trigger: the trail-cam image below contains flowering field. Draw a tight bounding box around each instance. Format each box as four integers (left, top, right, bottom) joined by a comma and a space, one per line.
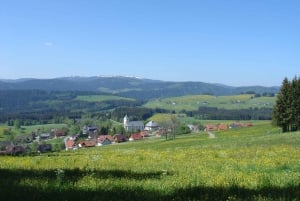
1, 122, 300, 201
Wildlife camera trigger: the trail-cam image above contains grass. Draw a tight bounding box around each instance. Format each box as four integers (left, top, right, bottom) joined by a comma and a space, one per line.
1, 121, 300, 201
144, 94, 276, 112
75, 95, 135, 102
147, 113, 176, 124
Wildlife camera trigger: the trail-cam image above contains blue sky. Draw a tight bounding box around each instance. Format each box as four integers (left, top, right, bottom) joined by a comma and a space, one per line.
0, 0, 299, 86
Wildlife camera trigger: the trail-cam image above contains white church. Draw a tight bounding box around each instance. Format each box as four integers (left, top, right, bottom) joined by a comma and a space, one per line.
123, 115, 159, 132
123, 115, 144, 132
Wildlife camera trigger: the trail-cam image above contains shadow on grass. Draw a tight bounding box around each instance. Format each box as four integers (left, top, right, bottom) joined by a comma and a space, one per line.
0, 168, 168, 181
1, 168, 300, 201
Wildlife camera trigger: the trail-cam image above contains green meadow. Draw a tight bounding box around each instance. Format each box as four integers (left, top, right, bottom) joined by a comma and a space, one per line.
144, 94, 276, 112
75, 95, 135, 102
1, 121, 300, 201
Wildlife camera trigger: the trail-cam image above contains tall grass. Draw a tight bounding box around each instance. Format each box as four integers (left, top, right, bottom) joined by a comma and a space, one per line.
1, 122, 300, 201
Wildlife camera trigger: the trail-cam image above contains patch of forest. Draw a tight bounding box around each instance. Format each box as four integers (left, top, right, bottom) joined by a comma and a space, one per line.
0, 90, 144, 124
0, 90, 273, 126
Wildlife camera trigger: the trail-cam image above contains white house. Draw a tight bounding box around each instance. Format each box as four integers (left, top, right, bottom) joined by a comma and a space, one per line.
144, 121, 159, 131
123, 115, 144, 132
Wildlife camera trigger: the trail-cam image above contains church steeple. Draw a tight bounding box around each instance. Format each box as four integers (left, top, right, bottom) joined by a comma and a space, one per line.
124, 114, 129, 127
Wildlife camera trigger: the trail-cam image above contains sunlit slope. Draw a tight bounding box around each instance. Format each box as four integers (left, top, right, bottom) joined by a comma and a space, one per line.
144, 94, 276, 112
1, 122, 300, 200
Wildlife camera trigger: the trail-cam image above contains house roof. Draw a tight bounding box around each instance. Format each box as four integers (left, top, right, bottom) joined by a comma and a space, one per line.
65, 140, 75, 148
218, 124, 228, 130
97, 135, 114, 143
113, 134, 128, 142
245, 122, 253, 127
40, 133, 50, 137
55, 130, 66, 136
80, 140, 96, 147
130, 133, 143, 140
206, 124, 217, 131
125, 121, 144, 127
145, 121, 159, 127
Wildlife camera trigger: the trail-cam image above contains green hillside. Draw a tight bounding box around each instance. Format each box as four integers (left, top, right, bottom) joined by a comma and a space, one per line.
76, 95, 135, 102
144, 94, 276, 112
1, 122, 300, 200
0, 77, 279, 99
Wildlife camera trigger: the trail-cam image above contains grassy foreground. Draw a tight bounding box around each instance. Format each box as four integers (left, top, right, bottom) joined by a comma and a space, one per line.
1, 122, 300, 201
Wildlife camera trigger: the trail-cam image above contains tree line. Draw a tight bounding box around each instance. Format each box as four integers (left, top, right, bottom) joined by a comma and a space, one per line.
272, 77, 300, 132
184, 107, 272, 120
0, 90, 144, 124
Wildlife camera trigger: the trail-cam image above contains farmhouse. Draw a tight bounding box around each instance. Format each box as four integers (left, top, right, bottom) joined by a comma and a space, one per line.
205, 124, 217, 131
79, 140, 96, 148
123, 115, 144, 132
113, 134, 128, 143
218, 124, 228, 131
97, 135, 114, 146
245, 122, 253, 127
129, 132, 143, 141
65, 139, 76, 150
144, 121, 159, 131
54, 129, 66, 138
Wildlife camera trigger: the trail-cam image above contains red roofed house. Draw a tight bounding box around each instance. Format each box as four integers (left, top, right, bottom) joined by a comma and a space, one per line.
97, 135, 114, 146
79, 139, 96, 148
205, 124, 217, 132
129, 132, 143, 141
65, 140, 75, 151
218, 124, 228, 131
113, 134, 128, 143
245, 122, 253, 127
55, 129, 66, 138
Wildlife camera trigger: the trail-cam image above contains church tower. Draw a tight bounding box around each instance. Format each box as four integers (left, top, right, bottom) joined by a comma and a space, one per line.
123, 114, 129, 128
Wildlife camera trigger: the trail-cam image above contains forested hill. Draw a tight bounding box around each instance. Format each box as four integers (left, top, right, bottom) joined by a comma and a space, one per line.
0, 76, 279, 99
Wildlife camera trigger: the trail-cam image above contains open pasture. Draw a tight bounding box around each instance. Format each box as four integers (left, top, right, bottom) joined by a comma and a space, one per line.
144, 94, 276, 112
75, 95, 135, 102
1, 122, 300, 201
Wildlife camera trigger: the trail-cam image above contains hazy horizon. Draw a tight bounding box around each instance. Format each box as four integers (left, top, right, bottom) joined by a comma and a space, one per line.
0, 75, 282, 88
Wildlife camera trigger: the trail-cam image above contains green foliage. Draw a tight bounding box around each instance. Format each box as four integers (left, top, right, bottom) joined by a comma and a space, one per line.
0, 90, 143, 124
14, 119, 21, 129
178, 124, 191, 134
273, 77, 300, 132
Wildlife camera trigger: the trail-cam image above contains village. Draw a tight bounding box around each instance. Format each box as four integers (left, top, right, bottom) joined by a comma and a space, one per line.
0, 114, 254, 156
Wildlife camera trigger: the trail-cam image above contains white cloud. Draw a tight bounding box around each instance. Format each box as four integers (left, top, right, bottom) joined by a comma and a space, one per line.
44, 42, 54, 46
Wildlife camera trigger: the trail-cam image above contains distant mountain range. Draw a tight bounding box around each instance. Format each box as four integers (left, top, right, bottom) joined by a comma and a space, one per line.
0, 76, 279, 100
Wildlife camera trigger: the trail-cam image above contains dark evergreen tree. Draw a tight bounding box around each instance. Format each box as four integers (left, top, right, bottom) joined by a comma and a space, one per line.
273, 77, 300, 132
290, 76, 300, 131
